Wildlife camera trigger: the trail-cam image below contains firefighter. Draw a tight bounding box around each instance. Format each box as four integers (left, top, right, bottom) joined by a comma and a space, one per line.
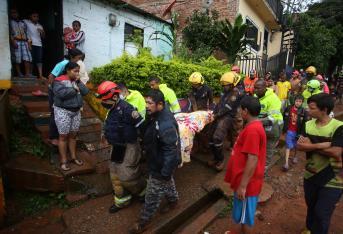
254, 79, 283, 166
244, 69, 258, 96
117, 82, 146, 119
96, 81, 146, 213
208, 71, 243, 171
302, 79, 322, 108
188, 72, 214, 111
148, 77, 181, 114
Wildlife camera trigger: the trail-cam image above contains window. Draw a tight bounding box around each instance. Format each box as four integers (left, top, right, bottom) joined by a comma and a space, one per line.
124, 23, 144, 47
245, 18, 259, 51
263, 29, 269, 54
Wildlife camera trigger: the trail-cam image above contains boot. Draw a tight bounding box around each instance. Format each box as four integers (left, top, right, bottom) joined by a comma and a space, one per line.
160, 200, 179, 214
109, 204, 122, 213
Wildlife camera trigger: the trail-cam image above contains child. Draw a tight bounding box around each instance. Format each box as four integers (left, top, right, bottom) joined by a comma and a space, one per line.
224, 96, 266, 234
282, 95, 307, 171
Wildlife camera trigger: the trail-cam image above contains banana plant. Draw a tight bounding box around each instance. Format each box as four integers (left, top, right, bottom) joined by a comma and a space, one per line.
217, 14, 252, 63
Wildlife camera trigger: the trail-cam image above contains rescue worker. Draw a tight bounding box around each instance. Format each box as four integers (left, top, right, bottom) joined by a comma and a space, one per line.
244, 69, 258, 96
254, 79, 283, 167
117, 82, 146, 119
129, 89, 181, 234
301, 66, 317, 90
187, 72, 214, 111
231, 65, 245, 94
302, 79, 322, 108
208, 71, 243, 171
96, 81, 146, 213
148, 77, 181, 114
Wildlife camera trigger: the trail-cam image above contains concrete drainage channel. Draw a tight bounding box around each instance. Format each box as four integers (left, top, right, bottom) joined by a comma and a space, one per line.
153, 188, 226, 234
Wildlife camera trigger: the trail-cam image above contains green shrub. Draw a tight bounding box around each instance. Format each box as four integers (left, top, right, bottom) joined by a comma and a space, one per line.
90, 50, 231, 97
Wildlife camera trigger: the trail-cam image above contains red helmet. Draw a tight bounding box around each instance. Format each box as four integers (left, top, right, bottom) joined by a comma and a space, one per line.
316, 74, 323, 81
292, 70, 300, 76
96, 81, 120, 100
231, 65, 240, 73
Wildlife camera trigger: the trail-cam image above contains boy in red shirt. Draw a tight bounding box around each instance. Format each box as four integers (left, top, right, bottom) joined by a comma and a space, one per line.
282, 95, 307, 171
225, 96, 267, 234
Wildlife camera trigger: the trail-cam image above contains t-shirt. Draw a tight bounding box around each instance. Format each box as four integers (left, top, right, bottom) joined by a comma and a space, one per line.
23, 19, 43, 46
277, 81, 291, 100
304, 119, 343, 189
51, 59, 69, 77
288, 106, 298, 132
224, 120, 267, 196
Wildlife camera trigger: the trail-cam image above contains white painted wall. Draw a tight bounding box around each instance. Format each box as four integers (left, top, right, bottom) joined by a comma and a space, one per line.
0, 0, 12, 86
63, 0, 173, 70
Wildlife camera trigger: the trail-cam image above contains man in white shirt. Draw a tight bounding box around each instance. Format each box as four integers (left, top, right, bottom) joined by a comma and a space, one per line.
24, 11, 45, 79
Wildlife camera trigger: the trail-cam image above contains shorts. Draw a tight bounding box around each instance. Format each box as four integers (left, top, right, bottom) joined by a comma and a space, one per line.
31, 45, 43, 64
54, 105, 81, 135
232, 194, 259, 227
285, 130, 297, 149
12, 41, 32, 63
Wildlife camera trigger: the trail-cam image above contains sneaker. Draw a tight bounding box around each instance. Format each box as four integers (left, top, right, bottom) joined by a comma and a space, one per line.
128, 222, 150, 234
215, 161, 224, 172
160, 200, 178, 214
207, 159, 217, 167
282, 164, 289, 172
292, 157, 298, 164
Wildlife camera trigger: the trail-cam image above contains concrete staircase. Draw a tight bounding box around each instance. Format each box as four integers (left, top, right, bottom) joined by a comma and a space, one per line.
5, 78, 113, 201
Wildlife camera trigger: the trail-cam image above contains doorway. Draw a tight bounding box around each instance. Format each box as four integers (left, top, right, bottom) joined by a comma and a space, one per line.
8, 0, 64, 77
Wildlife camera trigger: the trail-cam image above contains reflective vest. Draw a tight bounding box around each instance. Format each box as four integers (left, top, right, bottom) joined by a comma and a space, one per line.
159, 84, 181, 113
302, 88, 322, 108
244, 77, 258, 95
258, 88, 283, 125
126, 89, 146, 119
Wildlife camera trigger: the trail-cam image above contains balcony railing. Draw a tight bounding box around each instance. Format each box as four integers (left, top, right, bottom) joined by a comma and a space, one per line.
266, 0, 283, 23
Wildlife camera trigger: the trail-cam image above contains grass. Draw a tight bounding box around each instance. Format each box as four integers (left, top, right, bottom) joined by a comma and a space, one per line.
218, 196, 234, 218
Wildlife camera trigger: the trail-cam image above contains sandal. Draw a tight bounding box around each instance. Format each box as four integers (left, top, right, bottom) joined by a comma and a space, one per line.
70, 158, 84, 166
61, 162, 71, 171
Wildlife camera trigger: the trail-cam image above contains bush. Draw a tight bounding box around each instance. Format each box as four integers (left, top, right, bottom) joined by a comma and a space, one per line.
90, 50, 231, 97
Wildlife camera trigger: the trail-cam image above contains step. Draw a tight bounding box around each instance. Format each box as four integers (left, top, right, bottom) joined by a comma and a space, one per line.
150, 189, 224, 234
12, 84, 48, 94
83, 141, 112, 163
4, 155, 64, 192
20, 93, 48, 102
177, 198, 228, 234
55, 150, 96, 178
23, 101, 50, 113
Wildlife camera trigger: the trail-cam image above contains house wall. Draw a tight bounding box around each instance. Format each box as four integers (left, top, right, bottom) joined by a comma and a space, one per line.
238, 0, 266, 58
0, 0, 12, 89
63, 0, 173, 70
268, 31, 282, 57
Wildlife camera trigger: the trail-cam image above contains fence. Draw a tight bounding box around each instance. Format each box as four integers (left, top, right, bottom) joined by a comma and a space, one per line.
237, 50, 294, 80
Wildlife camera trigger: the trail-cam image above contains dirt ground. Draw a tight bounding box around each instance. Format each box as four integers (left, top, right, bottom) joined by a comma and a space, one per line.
206, 151, 343, 234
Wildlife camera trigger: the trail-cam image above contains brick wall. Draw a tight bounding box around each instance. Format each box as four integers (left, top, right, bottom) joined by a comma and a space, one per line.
123, 0, 239, 34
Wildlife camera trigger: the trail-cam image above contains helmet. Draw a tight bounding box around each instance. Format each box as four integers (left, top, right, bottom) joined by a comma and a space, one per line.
316, 74, 323, 81
306, 79, 320, 92
305, 66, 317, 75
189, 72, 204, 84
220, 71, 240, 86
292, 70, 300, 76
96, 81, 121, 100
231, 65, 240, 73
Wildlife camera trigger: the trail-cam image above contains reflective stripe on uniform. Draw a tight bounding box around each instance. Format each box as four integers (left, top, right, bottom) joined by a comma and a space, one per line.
114, 194, 132, 206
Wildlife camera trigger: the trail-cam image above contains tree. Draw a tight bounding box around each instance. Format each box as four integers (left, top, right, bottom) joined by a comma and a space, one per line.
294, 14, 337, 72
217, 14, 250, 64
182, 10, 221, 61
306, 0, 343, 74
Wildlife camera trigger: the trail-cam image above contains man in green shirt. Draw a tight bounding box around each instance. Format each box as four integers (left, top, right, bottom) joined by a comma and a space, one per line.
117, 83, 146, 119
297, 93, 342, 234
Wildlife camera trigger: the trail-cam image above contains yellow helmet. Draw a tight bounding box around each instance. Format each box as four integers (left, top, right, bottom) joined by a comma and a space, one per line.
220, 71, 240, 86
189, 72, 204, 84
305, 66, 317, 75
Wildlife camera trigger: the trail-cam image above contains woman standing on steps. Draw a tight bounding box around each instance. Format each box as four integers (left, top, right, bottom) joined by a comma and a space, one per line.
52, 62, 89, 171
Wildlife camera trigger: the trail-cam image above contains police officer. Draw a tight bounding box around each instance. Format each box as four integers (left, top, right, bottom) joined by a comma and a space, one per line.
148, 77, 181, 114
208, 71, 243, 171
117, 82, 146, 119
254, 79, 283, 167
188, 72, 214, 111
96, 81, 146, 213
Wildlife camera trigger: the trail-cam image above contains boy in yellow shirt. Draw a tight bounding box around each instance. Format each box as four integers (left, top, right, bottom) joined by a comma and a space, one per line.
276, 72, 291, 112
